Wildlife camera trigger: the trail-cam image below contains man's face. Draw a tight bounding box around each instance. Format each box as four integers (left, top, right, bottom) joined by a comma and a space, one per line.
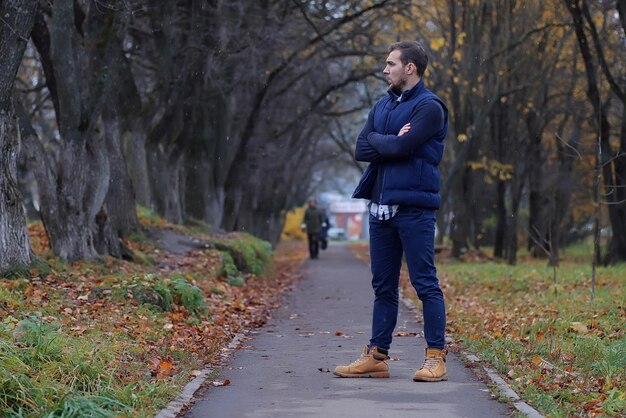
383, 49, 408, 92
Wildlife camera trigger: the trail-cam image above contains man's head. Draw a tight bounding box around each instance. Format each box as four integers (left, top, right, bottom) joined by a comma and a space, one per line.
383, 41, 428, 93
308, 198, 317, 208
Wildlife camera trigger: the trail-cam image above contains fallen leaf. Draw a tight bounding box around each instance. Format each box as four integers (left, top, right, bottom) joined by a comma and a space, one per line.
156, 360, 174, 379
394, 331, 418, 337
334, 331, 345, 336
570, 322, 588, 334
190, 370, 202, 377
212, 379, 231, 386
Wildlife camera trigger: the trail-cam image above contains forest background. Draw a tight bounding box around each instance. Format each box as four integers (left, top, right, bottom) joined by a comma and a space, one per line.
0, 1, 625, 417
1, 0, 625, 270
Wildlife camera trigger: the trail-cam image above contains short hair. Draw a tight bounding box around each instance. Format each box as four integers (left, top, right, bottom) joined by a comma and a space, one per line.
388, 41, 428, 77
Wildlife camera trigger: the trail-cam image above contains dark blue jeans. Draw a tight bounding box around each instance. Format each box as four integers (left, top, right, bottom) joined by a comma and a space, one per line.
368, 207, 446, 350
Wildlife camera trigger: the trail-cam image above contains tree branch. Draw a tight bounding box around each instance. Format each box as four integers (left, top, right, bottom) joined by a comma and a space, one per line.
581, 0, 626, 103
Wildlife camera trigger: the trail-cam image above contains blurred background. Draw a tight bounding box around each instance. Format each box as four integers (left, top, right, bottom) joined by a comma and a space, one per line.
1, 0, 625, 268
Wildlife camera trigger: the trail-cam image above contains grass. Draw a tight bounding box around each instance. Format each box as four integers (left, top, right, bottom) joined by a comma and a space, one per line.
434, 259, 625, 417
0, 210, 294, 417
0, 320, 142, 417
351, 241, 625, 417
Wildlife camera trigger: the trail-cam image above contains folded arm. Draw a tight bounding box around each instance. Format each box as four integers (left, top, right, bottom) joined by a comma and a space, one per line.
354, 109, 382, 162
367, 101, 444, 159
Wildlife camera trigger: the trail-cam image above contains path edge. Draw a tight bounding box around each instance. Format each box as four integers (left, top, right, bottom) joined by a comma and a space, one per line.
400, 294, 544, 418
154, 333, 246, 418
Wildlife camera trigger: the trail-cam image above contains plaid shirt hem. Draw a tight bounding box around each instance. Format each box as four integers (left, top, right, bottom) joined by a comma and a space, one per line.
369, 202, 400, 220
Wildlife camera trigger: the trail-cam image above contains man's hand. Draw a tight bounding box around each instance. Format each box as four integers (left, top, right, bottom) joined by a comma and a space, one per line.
398, 123, 411, 136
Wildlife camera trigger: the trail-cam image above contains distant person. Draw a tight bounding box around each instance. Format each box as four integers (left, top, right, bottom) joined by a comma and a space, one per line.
319, 209, 331, 250
301, 199, 325, 259
334, 41, 449, 381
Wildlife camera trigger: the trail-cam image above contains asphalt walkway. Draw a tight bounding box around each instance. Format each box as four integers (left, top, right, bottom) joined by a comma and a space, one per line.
185, 244, 511, 417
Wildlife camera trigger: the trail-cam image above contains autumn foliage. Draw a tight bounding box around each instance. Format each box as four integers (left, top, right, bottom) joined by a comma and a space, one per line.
0, 213, 305, 416
351, 242, 626, 416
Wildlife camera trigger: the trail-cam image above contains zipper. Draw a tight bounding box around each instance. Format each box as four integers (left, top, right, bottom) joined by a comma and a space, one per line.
379, 169, 386, 205
380, 96, 401, 205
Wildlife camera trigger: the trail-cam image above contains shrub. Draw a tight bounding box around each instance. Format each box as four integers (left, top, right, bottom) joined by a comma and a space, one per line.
131, 275, 207, 317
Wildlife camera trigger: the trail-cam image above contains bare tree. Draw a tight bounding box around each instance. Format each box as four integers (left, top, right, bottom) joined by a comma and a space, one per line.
563, 0, 626, 264
0, 0, 38, 274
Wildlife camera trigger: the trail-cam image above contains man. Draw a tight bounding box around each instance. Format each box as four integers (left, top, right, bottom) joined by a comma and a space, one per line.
334, 41, 448, 381
301, 199, 325, 259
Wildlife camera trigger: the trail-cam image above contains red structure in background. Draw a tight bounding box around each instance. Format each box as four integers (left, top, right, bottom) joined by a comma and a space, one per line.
329, 200, 367, 240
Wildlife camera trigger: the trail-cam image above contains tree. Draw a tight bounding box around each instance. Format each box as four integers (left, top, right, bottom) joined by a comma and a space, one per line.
21, 0, 136, 261
563, 0, 626, 263
0, 0, 38, 274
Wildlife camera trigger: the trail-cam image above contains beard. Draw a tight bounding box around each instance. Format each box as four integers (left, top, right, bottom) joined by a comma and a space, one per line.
389, 74, 408, 94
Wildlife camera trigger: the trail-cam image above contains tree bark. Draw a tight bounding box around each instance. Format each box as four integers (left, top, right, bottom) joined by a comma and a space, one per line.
24, 0, 134, 261
493, 179, 506, 259
147, 141, 184, 224
94, 115, 138, 258
124, 120, 151, 208
0, 110, 33, 273
0, 0, 38, 274
604, 106, 626, 263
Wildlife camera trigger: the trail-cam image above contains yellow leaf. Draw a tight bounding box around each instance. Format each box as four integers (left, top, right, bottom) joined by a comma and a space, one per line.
430, 37, 446, 51
457, 32, 467, 46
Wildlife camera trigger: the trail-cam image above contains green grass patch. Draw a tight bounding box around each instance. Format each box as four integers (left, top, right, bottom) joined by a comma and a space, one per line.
129, 274, 208, 317
213, 232, 272, 276
0, 314, 188, 417
436, 258, 626, 416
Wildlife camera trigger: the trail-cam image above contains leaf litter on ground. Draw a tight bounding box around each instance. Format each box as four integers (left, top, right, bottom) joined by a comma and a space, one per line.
0, 217, 306, 417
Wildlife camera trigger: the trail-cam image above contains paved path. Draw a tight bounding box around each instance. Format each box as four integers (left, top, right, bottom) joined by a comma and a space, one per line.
186, 244, 511, 418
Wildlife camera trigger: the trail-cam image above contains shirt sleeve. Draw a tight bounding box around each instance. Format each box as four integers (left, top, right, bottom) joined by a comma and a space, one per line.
354, 108, 382, 162
366, 101, 444, 159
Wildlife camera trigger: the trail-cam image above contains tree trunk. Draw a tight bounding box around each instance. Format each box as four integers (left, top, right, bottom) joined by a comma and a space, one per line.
0, 110, 33, 273
505, 186, 523, 265
493, 179, 506, 259
0, 0, 39, 274
124, 121, 151, 208
527, 130, 548, 256
184, 153, 213, 222
450, 166, 473, 258
94, 116, 138, 258
565, 0, 626, 264
505, 167, 526, 265
604, 106, 626, 263
47, 139, 109, 261
147, 142, 184, 224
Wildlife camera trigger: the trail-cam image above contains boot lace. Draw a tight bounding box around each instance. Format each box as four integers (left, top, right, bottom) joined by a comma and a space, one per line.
349, 354, 370, 367
420, 356, 441, 371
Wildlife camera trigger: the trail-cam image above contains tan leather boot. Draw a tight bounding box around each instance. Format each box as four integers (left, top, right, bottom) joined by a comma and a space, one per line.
413, 348, 448, 382
334, 346, 390, 378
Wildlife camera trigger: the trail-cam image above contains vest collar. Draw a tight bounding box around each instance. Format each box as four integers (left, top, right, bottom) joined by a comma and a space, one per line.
387, 79, 424, 102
